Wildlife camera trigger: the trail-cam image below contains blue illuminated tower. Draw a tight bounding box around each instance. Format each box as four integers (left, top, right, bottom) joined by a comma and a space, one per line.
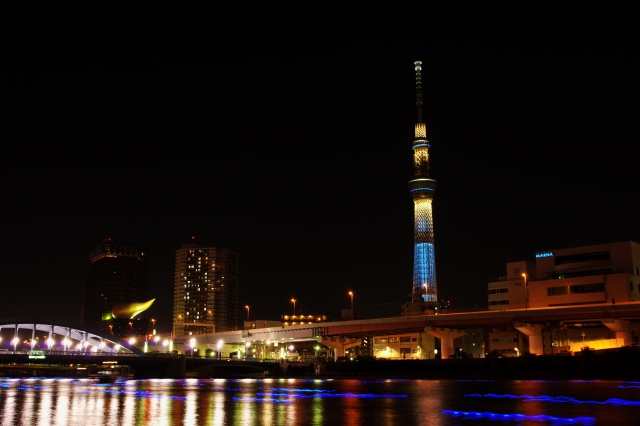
408, 61, 437, 304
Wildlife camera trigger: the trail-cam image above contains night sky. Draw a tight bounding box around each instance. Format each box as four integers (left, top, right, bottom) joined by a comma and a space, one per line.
3, 18, 639, 332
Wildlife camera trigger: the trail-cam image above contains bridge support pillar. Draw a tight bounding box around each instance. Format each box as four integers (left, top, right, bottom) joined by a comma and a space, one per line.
602, 319, 632, 347
514, 322, 544, 355
317, 337, 361, 360
425, 327, 466, 359
166, 355, 186, 379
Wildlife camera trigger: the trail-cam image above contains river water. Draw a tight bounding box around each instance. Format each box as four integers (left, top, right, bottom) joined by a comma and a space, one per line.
1, 377, 639, 425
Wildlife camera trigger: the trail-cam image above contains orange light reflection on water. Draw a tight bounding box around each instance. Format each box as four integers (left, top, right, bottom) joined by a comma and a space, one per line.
341, 380, 364, 426
515, 381, 546, 418
411, 380, 444, 426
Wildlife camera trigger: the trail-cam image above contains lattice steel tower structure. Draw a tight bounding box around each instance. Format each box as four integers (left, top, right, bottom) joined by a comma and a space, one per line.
408, 61, 437, 304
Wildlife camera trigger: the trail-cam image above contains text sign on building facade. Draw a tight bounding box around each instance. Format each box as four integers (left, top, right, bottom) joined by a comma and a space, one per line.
536, 252, 553, 258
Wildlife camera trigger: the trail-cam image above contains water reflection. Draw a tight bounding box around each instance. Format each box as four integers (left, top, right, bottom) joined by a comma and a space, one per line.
184, 386, 198, 425
123, 391, 135, 426
342, 383, 362, 426
311, 392, 323, 426
442, 410, 596, 424
466, 392, 640, 406
0, 377, 638, 425
414, 381, 444, 426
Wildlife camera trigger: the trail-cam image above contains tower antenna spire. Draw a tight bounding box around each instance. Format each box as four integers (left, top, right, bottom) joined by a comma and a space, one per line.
414, 61, 423, 123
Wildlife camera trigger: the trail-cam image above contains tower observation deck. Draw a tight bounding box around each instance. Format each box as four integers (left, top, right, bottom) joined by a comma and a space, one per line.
408, 61, 437, 304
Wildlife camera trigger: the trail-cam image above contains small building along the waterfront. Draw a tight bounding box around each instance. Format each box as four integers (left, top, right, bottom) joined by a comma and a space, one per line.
487, 241, 640, 356
488, 241, 640, 311
372, 332, 436, 360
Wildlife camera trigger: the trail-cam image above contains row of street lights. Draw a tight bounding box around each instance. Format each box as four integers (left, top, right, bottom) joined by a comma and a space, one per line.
1, 334, 125, 353
244, 291, 356, 320
107, 318, 159, 338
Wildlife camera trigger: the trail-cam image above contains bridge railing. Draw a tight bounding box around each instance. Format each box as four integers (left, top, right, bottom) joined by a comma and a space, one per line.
0, 350, 184, 358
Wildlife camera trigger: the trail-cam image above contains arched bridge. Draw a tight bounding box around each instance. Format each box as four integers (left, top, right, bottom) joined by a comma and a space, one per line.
0, 317, 141, 353
0, 318, 275, 378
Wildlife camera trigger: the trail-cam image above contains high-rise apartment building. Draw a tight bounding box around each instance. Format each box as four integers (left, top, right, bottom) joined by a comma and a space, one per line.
173, 243, 239, 336
83, 238, 150, 335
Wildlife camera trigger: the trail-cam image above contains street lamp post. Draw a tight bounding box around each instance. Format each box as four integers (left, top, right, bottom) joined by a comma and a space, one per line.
217, 340, 224, 360
291, 299, 296, 316
151, 318, 156, 334
521, 273, 528, 310
245, 305, 250, 321
348, 291, 354, 317
514, 347, 519, 357
129, 322, 133, 337
482, 342, 486, 358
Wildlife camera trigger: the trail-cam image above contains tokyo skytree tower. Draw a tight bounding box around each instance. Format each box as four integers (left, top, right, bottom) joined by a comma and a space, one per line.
408, 61, 437, 304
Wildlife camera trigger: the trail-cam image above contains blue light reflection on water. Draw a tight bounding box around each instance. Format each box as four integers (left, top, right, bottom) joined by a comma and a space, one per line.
260, 387, 336, 393
466, 393, 640, 406
252, 391, 408, 399
442, 410, 596, 424
1, 378, 639, 425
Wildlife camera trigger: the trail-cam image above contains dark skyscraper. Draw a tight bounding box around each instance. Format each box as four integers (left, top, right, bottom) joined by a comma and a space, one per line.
83, 238, 150, 335
173, 243, 239, 335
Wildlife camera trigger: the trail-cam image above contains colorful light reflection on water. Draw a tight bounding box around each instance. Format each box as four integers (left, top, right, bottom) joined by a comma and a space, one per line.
0, 377, 639, 425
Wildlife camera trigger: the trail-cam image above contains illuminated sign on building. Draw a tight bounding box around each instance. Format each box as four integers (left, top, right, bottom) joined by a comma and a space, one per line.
28, 350, 46, 359
536, 252, 554, 258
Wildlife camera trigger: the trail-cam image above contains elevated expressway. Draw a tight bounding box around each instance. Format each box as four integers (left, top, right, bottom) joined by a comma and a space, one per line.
182, 302, 640, 359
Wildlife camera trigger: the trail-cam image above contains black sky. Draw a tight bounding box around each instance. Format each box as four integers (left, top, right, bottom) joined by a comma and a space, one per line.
3, 17, 639, 331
